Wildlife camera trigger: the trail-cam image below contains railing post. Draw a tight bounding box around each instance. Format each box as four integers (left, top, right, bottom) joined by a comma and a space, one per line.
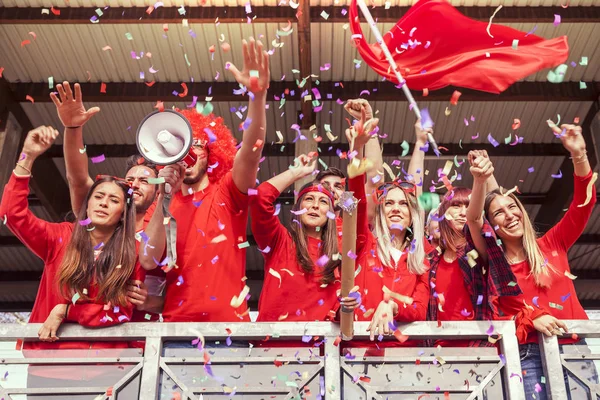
538, 333, 568, 399
324, 335, 341, 400
499, 322, 526, 400
140, 336, 162, 400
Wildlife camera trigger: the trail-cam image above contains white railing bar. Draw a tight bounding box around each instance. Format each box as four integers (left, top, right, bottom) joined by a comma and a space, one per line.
110, 362, 143, 400
344, 355, 501, 363
539, 333, 569, 399
162, 356, 322, 364
158, 359, 194, 396
139, 336, 161, 400
499, 321, 526, 400
4, 386, 110, 394
324, 335, 341, 400
465, 361, 504, 400
0, 357, 143, 365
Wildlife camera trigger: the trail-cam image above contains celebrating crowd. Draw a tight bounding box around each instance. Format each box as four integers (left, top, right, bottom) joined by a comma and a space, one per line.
1, 39, 596, 400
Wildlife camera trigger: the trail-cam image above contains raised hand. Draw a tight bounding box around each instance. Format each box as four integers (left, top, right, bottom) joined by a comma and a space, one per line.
469, 150, 494, 183
227, 38, 270, 94
344, 99, 373, 121
548, 122, 586, 156
50, 82, 100, 128
414, 119, 432, 145
22, 126, 59, 159
294, 154, 318, 179
158, 164, 185, 195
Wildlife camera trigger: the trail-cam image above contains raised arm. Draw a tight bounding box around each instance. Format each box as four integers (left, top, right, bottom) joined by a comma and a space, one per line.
544, 123, 596, 250
0, 126, 64, 262
407, 119, 431, 198
466, 150, 494, 263
346, 99, 382, 226
50, 82, 99, 214
228, 38, 270, 194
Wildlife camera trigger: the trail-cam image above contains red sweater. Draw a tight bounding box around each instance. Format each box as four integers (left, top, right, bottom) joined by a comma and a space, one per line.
251, 182, 346, 322
0, 173, 144, 377
162, 171, 250, 322
493, 171, 596, 344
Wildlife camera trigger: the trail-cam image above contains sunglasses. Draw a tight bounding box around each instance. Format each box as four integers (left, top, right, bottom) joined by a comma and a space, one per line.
376, 181, 416, 198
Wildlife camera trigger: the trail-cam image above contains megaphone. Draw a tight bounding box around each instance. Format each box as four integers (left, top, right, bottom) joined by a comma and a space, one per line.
136, 109, 197, 168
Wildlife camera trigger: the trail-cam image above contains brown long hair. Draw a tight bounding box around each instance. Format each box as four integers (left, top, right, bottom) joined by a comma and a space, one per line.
56, 177, 137, 307
484, 189, 552, 287
289, 182, 341, 284
438, 187, 471, 253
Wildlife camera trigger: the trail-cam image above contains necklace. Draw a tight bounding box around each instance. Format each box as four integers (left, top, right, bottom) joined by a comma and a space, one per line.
507, 254, 526, 264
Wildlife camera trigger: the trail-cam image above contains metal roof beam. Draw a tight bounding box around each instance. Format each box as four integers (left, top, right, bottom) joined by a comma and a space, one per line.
0, 6, 599, 24
10, 81, 600, 104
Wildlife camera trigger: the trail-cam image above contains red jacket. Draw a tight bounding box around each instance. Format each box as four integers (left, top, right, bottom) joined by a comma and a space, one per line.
0, 173, 144, 377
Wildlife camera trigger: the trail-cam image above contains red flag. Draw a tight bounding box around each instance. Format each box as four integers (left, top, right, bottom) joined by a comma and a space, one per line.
349, 0, 568, 94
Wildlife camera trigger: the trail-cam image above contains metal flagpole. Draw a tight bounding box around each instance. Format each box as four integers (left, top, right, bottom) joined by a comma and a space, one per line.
355, 0, 439, 154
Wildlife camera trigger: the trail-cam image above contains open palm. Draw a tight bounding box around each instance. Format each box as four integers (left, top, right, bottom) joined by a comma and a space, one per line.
227, 38, 270, 94
50, 82, 100, 128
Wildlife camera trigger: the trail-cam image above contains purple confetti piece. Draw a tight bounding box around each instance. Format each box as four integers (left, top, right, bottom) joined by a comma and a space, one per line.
553, 14, 561, 26
226, 336, 232, 346
510, 373, 523, 382
528, 167, 535, 173
79, 217, 92, 226
91, 154, 105, 163
318, 299, 324, 306
551, 170, 563, 179
316, 254, 330, 267
486, 324, 494, 335
118, 315, 129, 322
93, 241, 104, 250
487, 133, 499, 148
302, 335, 312, 343
211, 255, 219, 264
477, 295, 483, 305
420, 108, 434, 129
460, 308, 471, 317
176, 275, 184, 286
347, 250, 357, 260
561, 292, 571, 302
535, 383, 542, 393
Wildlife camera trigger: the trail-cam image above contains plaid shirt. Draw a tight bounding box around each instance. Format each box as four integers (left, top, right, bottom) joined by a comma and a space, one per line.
427, 219, 522, 323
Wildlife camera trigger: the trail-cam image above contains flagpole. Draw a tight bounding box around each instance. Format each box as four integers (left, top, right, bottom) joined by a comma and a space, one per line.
355, 0, 439, 154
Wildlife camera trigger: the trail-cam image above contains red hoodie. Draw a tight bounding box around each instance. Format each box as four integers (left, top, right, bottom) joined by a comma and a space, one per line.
0, 173, 144, 378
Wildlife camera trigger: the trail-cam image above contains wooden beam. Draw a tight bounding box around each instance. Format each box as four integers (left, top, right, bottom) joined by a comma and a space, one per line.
0, 78, 71, 221
535, 97, 600, 232
41, 142, 567, 160
0, 301, 34, 312
297, 0, 315, 129
1, 6, 598, 24
10, 81, 599, 104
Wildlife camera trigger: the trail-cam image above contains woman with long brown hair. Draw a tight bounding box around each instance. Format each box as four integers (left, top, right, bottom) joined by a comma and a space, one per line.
427, 150, 520, 347
480, 123, 597, 399
250, 154, 360, 322
0, 126, 143, 396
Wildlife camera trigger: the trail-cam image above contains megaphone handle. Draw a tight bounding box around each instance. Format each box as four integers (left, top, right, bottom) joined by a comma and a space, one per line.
162, 195, 178, 269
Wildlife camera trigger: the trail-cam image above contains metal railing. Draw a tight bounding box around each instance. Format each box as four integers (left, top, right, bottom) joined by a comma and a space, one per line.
0, 320, 597, 399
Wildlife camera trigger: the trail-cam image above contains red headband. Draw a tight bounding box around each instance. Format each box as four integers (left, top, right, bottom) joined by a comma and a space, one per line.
297, 185, 335, 203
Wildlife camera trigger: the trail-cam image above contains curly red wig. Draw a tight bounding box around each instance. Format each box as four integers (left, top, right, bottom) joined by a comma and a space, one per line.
179, 109, 237, 184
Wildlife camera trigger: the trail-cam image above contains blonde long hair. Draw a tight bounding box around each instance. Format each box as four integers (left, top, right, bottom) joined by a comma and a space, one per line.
484, 189, 552, 287
374, 186, 427, 275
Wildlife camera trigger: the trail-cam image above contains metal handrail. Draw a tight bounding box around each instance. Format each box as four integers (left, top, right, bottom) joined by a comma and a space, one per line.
1, 320, 596, 399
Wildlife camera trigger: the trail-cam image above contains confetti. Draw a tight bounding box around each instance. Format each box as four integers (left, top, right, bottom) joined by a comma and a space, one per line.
547, 64, 568, 83
512, 119, 521, 130
91, 154, 106, 164
400, 141, 410, 157
71, 292, 81, 304
269, 268, 283, 288
100, 83, 106, 93
512, 39, 519, 50
230, 285, 249, 308
450, 91, 461, 105
553, 14, 561, 26
580, 56, 588, 66
564, 271, 577, 280
486, 5, 503, 38
578, 172, 598, 207
551, 170, 563, 179
487, 133, 499, 147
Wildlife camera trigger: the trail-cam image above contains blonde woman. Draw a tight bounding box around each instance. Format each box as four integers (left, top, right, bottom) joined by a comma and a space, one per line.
481, 123, 597, 399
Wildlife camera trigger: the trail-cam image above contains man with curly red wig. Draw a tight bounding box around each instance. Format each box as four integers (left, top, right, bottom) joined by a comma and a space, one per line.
139, 37, 270, 324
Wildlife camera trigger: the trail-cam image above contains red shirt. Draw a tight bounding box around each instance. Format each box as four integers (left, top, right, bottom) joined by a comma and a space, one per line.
0, 174, 144, 378
162, 171, 250, 322
435, 257, 474, 322
493, 171, 596, 344
251, 182, 341, 322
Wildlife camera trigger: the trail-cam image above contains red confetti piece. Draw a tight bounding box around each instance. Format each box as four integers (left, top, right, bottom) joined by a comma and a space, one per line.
574, 117, 580, 124
106, 387, 113, 396
572, 333, 579, 341
418, 395, 430, 400
512, 118, 521, 130
146, 6, 154, 14
450, 90, 462, 105
393, 329, 409, 343
154, 100, 165, 112
203, 351, 210, 364
274, 360, 283, 367
178, 82, 188, 97
100, 83, 106, 93
423, 88, 429, 97
333, 336, 342, 347
145, 81, 156, 87
25, 95, 34, 103
171, 393, 181, 400
21, 40, 31, 47
208, 45, 216, 53
359, 376, 371, 383
0, 67, 4, 78
50, 6, 60, 15
15, 339, 23, 350
252, 139, 264, 152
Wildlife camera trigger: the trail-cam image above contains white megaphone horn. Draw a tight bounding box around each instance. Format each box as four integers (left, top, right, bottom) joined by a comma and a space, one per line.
136, 109, 197, 168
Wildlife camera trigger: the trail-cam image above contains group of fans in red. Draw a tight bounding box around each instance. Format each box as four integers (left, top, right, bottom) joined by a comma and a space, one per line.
2, 39, 596, 399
